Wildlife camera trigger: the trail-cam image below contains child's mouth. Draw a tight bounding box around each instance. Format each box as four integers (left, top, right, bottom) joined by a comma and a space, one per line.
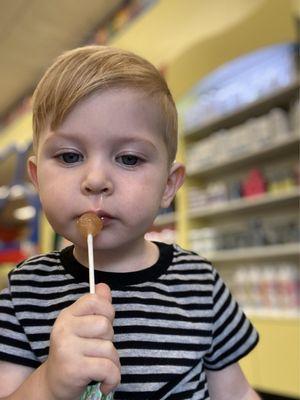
84, 210, 114, 226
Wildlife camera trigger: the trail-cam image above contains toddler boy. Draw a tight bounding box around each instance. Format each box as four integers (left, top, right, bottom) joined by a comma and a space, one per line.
0, 45, 260, 400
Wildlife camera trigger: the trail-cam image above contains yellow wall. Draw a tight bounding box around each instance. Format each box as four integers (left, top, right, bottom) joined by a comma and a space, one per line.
292, 0, 300, 16
0, 111, 32, 150
240, 317, 300, 397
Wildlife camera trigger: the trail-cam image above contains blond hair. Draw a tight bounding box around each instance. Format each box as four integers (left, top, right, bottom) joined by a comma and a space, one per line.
32, 45, 178, 162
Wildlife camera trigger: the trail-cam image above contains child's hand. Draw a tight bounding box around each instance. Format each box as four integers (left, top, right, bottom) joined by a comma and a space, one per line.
42, 283, 120, 400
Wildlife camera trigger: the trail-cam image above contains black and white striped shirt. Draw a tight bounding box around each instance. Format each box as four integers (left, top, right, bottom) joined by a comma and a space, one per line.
0, 242, 258, 399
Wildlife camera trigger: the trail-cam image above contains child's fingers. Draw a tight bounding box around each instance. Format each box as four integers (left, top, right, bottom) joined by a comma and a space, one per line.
95, 282, 112, 302
85, 357, 121, 395
46, 283, 119, 397
82, 339, 120, 368
70, 292, 115, 322
73, 315, 114, 340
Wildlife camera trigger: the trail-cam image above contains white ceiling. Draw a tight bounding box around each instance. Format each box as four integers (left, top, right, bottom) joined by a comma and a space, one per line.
0, 0, 123, 119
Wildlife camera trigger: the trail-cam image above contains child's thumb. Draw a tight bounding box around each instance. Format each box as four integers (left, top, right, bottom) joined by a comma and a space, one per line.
95, 282, 112, 302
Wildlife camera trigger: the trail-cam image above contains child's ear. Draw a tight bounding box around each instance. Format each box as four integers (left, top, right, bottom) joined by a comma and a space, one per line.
160, 162, 185, 208
27, 155, 39, 191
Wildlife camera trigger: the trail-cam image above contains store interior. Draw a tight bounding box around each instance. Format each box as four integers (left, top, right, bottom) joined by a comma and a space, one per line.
0, 0, 299, 398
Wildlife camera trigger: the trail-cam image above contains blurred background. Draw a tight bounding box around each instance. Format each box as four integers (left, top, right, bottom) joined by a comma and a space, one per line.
0, 0, 299, 398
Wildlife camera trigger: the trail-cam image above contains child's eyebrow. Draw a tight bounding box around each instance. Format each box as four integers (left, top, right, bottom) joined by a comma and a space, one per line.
45, 130, 159, 151
43, 130, 83, 145
114, 136, 158, 150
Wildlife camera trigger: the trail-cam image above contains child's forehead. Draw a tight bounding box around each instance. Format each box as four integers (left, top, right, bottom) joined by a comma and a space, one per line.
63, 87, 165, 130
83, 87, 157, 108
43, 88, 165, 143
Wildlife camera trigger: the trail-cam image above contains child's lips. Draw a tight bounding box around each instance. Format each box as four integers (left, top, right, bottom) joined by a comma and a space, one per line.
89, 210, 114, 226
99, 215, 113, 226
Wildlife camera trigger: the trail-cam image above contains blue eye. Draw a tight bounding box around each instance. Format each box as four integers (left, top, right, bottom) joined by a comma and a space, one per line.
59, 152, 83, 164
118, 154, 140, 166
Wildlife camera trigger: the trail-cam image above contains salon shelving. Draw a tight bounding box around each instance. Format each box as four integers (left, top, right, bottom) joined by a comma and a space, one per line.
206, 242, 300, 263
184, 80, 299, 141
178, 77, 300, 271
176, 47, 300, 396
188, 188, 300, 219
178, 72, 300, 244
187, 133, 299, 179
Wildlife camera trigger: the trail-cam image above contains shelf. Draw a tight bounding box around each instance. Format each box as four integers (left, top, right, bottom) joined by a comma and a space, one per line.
187, 133, 300, 179
188, 188, 300, 219
245, 308, 299, 321
203, 243, 300, 263
183, 80, 300, 142
153, 212, 176, 226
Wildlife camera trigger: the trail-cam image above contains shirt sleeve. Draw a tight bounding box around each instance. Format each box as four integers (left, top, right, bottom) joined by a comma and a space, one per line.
204, 268, 259, 370
0, 285, 40, 368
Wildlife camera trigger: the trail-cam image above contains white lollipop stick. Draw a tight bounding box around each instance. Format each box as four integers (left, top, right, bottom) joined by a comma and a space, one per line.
87, 233, 95, 294
77, 212, 102, 294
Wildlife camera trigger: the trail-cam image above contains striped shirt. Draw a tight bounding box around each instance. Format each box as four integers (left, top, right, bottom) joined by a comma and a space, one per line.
0, 242, 258, 399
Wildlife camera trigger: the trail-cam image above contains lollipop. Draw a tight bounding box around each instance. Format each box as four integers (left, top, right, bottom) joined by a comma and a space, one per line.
77, 212, 103, 294
77, 212, 103, 238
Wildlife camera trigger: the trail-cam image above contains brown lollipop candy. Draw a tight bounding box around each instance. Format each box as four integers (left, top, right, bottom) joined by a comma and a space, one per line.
77, 212, 103, 238
77, 212, 103, 294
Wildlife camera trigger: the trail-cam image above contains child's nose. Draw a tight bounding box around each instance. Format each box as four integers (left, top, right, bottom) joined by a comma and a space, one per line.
81, 166, 113, 196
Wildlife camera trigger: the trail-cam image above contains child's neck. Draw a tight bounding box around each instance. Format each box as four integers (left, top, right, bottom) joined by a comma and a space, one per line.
73, 239, 159, 273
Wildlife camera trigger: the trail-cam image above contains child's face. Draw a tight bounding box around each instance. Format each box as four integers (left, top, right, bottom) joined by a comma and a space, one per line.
28, 88, 184, 253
